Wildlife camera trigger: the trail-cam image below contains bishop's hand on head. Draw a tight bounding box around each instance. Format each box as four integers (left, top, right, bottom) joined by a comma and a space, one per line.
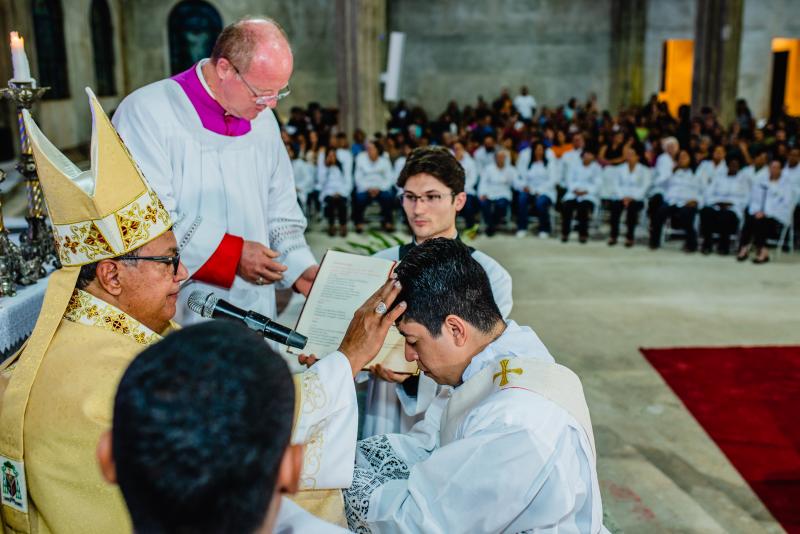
338, 275, 406, 378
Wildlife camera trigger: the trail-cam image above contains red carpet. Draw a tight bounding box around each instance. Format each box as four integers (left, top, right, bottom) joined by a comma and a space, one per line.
642, 346, 800, 533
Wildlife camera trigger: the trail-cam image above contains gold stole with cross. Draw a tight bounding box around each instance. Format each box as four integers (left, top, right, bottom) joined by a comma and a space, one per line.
439, 357, 597, 461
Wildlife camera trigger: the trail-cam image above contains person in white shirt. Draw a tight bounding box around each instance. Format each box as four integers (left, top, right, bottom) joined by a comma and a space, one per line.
783, 146, 800, 250
472, 135, 497, 172
334, 132, 355, 190
513, 85, 537, 122
649, 149, 703, 251
353, 140, 396, 232
561, 148, 602, 243
699, 155, 750, 255
648, 136, 679, 225
344, 238, 608, 534
695, 145, 728, 187
392, 143, 411, 182
738, 160, 796, 263
515, 142, 558, 238
608, 146, 651, 247
453, 141, 480, 228
289, 144, 316, 216
318, 147, 352, 237
479, 150, 517, 236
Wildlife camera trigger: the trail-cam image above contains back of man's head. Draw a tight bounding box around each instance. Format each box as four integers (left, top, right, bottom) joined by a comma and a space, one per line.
397, 146, 465, 192
394, 238, 502, 337
111, 321, 295, 533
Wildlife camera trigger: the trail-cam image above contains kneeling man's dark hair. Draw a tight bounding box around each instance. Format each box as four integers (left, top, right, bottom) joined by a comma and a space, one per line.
395, 237, 502, 336
112, 321, 295, 534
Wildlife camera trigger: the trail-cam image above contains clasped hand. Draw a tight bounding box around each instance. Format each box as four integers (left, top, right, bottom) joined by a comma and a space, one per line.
238, 240, 287, 285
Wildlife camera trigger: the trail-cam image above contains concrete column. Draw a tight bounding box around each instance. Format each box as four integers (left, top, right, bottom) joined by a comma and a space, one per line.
691, 0, 743, 124
335, 0, 386, 137
609, 0, 647, 113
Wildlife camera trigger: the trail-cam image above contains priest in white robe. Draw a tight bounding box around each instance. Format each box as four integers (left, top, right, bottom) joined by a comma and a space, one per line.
345, 238, 608, 533
113, 17, 318, 327
364, 146, 512, 438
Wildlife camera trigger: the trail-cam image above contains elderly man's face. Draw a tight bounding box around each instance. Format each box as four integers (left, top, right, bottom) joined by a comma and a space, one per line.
215, 38, 293, 121
115, 231, 188, 333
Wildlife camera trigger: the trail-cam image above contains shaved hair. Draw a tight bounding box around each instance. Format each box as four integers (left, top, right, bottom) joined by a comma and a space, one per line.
210, 16, 291, 72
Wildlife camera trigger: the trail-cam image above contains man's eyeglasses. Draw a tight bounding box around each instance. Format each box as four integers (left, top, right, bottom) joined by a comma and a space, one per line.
399, 192, 457, 205
229, 61, 291, 106
117, 254, 181, 276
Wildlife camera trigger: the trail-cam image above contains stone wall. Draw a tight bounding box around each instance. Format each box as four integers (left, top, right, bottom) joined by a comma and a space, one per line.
120, 0, 338, 115
388, 0, 613, 116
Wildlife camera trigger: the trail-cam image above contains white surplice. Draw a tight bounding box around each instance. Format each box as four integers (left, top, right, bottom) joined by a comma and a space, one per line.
292, 353, 358, 490
345, 321, 608, 534
274, 497, 351, 533
112, 75, 316, 326
362, 243, 513, 438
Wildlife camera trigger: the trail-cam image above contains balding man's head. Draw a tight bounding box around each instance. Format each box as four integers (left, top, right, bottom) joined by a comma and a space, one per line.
211, 17, 292, 73
207, 17, 294, 120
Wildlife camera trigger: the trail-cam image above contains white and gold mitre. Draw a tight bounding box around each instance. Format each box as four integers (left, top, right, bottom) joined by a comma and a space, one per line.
22, 88, 171, 266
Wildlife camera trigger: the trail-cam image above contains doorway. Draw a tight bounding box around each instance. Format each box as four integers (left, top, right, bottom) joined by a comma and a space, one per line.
771, 38, 800, 117
658, 40, 694, 118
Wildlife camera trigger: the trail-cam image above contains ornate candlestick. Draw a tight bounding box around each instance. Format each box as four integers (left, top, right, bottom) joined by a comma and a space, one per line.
1, 81, 58, 285
0, 168, 21, 296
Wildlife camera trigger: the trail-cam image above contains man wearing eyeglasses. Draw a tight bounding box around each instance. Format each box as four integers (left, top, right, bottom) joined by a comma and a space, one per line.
112, 16, 319, 331
362, 146, 513, 437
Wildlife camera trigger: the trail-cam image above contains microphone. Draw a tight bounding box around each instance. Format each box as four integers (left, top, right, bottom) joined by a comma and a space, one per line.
187, 291, 307, 350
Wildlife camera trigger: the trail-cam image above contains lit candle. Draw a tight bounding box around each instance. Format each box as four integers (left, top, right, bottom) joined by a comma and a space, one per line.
9, 31, 33, 83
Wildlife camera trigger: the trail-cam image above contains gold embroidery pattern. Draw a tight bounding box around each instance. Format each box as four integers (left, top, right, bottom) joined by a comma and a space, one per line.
299, 421, 324, 489
493, 358, 523, 387
58, 222, 115, 264
64, 289, 161, 346
115, 209, 147, 250
301, 369, 327, 414
52, 188, 172, 266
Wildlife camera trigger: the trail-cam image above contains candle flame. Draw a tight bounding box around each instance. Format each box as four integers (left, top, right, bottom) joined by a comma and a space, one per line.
10, 31, 24, 48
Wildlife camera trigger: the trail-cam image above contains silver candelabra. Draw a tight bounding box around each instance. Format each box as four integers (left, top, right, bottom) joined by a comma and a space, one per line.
0, 80, 59, 295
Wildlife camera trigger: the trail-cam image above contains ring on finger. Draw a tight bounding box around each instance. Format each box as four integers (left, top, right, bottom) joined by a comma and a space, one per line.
374, 301, 388, 315
256, 276, 264, 285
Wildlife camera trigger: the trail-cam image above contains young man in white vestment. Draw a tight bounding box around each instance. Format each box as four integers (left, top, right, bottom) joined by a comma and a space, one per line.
344, 238, 608, 533
113, 17, 319, 328
363, 146, 513, 437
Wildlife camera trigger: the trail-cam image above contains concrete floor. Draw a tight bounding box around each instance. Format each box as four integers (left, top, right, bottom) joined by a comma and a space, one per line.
300, 227, 800, 534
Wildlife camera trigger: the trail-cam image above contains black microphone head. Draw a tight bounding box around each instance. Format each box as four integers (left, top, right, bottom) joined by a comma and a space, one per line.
285, 330, 308, 350
187, 291, 217, 319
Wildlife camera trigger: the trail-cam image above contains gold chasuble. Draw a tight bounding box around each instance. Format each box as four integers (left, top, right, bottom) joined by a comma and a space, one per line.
0, 89, 172, 534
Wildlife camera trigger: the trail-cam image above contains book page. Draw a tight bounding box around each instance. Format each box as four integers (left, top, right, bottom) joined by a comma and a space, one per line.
291, 250, 417, 374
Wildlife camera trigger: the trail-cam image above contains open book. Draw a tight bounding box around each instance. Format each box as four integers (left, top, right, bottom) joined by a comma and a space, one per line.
289, 250, 418, 374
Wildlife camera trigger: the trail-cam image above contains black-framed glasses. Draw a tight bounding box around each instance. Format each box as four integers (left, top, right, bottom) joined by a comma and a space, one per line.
117, 254, 181, 276
229, 62, 291, 106
399, 192, 457, 205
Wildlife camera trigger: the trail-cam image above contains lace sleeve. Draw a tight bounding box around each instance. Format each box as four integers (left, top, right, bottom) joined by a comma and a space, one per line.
344, 436, 410, 533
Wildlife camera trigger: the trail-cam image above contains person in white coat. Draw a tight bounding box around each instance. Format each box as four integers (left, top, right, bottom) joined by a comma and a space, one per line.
648, 136, 679, 224
353, 140, 396, 232
561, 148, 602, 243
514, 142, 558, 238
366, 146, 513, 438
478, 150, 517, 236
453, 141, 480, 228
318, 148, 352, 237
695, 145, 728, 187
113, 18, 319, 328
608, 146, 651, 247
738, 160, 796, 263
699, 155, 750, 255
344, 238, 608, 534
649, 149, 704, 251
289, 144, 316, 216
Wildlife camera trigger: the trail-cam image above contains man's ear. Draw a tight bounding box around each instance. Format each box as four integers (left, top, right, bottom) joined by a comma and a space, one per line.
94, 260, 123, 296
454, 191, 467, 212
444, 315, 468, 347
277, 444, 304, 495
96, 431, 117, 485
